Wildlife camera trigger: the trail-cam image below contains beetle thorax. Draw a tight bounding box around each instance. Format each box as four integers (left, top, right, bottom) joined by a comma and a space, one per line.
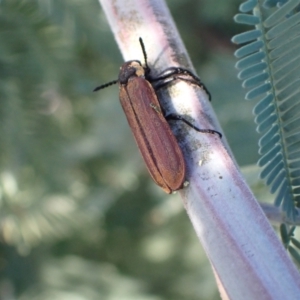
119, 60, 145, 84
129, 61, 145, 77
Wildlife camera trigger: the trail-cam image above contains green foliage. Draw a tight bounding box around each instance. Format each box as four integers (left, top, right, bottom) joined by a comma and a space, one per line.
0, 0, 106, 254
1, 0, 249, 299
1, 0, 274, 298
232, 0, 300, 220
279, 223, 300, 265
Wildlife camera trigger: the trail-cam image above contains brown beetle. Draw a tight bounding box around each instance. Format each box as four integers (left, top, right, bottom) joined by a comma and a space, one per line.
94, 38, 221, 193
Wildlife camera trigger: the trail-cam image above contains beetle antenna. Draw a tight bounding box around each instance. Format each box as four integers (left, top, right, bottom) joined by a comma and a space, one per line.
139, 37, 150, 72
93, 80, 118, 92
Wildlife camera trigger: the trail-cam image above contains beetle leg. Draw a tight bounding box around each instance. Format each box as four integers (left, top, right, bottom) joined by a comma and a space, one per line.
166, 113, 222, 138
149, 67, 211, 101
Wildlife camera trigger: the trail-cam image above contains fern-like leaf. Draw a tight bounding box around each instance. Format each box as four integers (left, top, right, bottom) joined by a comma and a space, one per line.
232, 0, 300, 220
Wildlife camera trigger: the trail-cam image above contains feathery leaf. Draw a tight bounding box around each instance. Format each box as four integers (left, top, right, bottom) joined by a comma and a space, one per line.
232, 0, 300, 220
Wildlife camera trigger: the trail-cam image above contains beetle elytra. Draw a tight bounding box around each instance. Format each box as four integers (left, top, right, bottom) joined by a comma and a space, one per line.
94, 38, 221, 193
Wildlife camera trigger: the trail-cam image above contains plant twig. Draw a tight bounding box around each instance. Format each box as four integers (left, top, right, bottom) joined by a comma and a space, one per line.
99, 0, 300, 298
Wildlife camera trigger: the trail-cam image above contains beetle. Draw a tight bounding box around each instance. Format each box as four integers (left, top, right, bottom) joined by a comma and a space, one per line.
94, 38, 221, 193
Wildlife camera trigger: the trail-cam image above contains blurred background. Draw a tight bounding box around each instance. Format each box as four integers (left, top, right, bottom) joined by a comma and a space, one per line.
0, 0, 266, 299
